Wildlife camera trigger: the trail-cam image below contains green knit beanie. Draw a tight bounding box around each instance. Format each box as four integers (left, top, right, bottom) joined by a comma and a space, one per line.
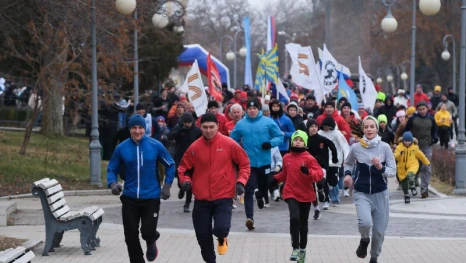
291, 130, 308, 147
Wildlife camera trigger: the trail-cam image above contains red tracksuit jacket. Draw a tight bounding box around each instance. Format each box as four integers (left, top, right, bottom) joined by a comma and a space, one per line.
178, 133, 250, 201
275, 151, 324, 202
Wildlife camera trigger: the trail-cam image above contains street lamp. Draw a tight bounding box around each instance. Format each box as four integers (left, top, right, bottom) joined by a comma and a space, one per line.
115, 0, 137, 15
454, 0, 466, 194
232, 29, 246, 90
278, 31, 297, 76
226, 50, 235, 61
419, 0, 441, 16
381, 0, 398, 33
386, 75, 393, 82
219, 35, 234, 63
376, 68, 384, 85
376, 77, 383, 84
442, 34, 457, 92
400, 60, 411, 90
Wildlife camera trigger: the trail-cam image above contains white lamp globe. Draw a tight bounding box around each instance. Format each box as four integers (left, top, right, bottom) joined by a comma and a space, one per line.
174, 25, 184, 34
442, 50, 451, 61
419, 0, 441, 16
239, 46, 247, 57
376, 77, 383, 84
387, 75, 394, 82
115, 0, 137, 15
152, 13, 169, 28
226, 51, 235, 61
381, 16, 398, 33
401, 72, 408, 80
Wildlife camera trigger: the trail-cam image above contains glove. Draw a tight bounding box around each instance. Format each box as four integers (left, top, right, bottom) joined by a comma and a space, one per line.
161, 184, 171, 200
110, 182, 122, 195
274, 166, 281, 173
270, 178, 279, 189
432, 137, 439, 145
236, 182, 245, 196
261, 142, 272, 150
300, 166, 309, 175
332, 157, 339, 164
181, 181, 192, 192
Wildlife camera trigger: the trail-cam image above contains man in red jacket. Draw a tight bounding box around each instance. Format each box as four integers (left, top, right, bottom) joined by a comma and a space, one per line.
178, 113, 250, 263
196, 100, 229, 135
413, 84, 430, 107
316, 100, 351, 142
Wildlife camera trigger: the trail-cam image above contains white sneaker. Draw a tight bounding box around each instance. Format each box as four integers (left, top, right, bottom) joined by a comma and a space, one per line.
273, 189, 280, 201
232, 200, 237, 209
323, 202, 330, 210
344, 189, 350, 197
264, 203, 270, 208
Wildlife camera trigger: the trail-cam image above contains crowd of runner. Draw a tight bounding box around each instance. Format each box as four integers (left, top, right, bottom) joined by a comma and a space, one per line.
107, 80, 455, 263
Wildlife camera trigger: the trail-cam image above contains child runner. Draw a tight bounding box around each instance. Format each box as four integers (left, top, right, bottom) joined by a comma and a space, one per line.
271, 130, 324, 262
394, 131, 430, 202
306, 119, 339, 219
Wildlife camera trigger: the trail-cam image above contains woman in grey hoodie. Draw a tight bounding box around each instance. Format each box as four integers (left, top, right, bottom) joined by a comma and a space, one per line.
344, 116, 396, 263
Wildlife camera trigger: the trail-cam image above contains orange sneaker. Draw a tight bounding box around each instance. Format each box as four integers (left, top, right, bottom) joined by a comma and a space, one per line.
217, 238, 228, 255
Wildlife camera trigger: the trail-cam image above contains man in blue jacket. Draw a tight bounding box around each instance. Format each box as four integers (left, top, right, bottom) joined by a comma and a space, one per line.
107, 114, 175, 263
269, 100, 295, 156
230, 99, 284, 230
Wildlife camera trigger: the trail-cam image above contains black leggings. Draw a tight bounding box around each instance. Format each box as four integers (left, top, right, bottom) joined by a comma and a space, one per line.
438, 126, 450, 149
286, 198, 312, 249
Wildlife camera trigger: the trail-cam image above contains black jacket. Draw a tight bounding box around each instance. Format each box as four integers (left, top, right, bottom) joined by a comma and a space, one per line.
168, 122, 202, 165
448, 92, 459, 107
289, 115, 307, 132
378, 127, 394, 145
306, 133, 338, 170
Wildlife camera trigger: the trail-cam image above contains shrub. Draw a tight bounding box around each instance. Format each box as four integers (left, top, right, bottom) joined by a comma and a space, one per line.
431, 147, 455, 186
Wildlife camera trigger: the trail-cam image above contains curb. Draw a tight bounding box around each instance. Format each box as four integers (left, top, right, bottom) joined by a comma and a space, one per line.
428, 184, 448, 198
0, 201, 16, 226
0, 189, 112, 200
21, 238, 42, 251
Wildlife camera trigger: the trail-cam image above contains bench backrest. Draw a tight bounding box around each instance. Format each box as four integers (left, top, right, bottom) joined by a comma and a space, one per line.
32, 178, 104, 221
0, 246, 35, 263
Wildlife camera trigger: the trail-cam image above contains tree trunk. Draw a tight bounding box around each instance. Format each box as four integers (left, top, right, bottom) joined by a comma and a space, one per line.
40, 81, 64, 136
19, 96, 46, 155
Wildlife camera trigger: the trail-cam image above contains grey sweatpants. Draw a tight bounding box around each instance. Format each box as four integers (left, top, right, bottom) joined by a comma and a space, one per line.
353, 190, 389, 259
419, 147, 432, 189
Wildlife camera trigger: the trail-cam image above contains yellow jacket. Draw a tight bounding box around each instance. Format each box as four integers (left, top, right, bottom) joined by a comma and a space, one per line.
435, 109, 452, 127
394, 138, 430, 180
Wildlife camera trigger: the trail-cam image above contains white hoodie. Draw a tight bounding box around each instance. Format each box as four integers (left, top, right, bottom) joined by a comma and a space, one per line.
318, 129, 350, 167
270, 146, 283, 170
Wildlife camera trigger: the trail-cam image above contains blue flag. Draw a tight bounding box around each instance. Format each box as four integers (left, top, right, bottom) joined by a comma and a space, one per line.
337, 67, 358, 110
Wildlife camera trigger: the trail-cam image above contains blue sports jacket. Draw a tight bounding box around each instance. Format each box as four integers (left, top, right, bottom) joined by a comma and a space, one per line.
107, 135, 175, 199
230, 111, 284, 168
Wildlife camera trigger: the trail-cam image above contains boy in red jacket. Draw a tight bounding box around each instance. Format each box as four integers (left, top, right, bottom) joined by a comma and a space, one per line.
271, 130, 324, 263
178, 113, 250, 263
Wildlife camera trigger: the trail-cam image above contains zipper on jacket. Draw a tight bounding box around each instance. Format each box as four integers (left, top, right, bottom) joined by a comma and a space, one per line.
137, 144, 140, 199
354, 171, 360, 185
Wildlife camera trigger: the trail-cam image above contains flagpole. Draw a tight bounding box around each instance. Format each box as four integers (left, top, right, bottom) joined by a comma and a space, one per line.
311, 51, 326, 103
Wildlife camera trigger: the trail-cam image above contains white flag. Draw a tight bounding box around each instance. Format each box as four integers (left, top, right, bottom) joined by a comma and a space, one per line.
286, 44, 324, 104
358, 57, 377, 113
320, 44, 339, 95
276, 78, 290, 101
179, 60, 208, 116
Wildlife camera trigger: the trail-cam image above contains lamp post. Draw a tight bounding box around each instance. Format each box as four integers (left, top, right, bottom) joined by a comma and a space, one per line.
219, 35, 234, 63
278, 31, 296, 76
442, 34, 457, 92
376, 68, 384, 86
400, 60, 411, 90
225, 30, 246, 90
454, 0, 466, 194
381, 0, 441, 105
381, 0, 398, 33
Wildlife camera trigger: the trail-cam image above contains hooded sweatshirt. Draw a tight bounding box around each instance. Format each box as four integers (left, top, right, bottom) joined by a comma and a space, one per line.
434, 108, 452, 128
318, 117, 350, 167
269, 100, 295, 151
230, 111, 284, 167
344, 135, 396, 195
394, 137, 430, 180
274, 149, 324, 202
376, 97, 398, 126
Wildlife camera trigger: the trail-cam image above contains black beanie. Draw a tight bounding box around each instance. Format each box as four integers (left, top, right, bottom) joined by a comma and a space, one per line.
306, 94, 316, 101
246, 99, 262, 110
180, 112, 194, 123
306, 118, 318, 129
341, 102, 352, 110
324, 100, 335, 108
207, 100, 219, 109
321, 117, 336, 130
200, 112, 218, 124
136, 103, 145, 110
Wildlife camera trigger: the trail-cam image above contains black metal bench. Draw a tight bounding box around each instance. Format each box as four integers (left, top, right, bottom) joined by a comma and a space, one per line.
0, 246, 35, 263
31, 178, 104, 256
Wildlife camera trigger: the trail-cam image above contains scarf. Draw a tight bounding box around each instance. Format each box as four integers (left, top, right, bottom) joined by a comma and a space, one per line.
360, 135, 381, 149
289, 146, 307, 153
